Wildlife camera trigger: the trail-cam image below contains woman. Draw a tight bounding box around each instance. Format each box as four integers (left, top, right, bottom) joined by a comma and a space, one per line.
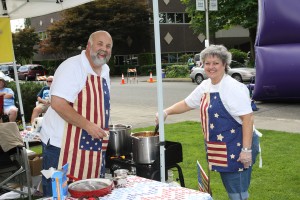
158, 45, 259, 200
0, 77, 18, 122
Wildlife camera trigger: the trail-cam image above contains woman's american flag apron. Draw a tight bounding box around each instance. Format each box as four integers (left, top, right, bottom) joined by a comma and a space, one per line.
200, 92, 244, 172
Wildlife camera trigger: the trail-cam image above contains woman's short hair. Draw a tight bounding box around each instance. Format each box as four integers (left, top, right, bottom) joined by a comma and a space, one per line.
200, 45, 232, 73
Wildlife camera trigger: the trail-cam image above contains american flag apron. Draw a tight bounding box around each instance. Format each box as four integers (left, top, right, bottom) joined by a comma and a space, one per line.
200, 92, 244, 172
57, 74, 110, 179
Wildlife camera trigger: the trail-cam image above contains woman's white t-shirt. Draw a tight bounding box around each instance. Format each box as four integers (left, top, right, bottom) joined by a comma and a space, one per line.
185, 75, 252, 124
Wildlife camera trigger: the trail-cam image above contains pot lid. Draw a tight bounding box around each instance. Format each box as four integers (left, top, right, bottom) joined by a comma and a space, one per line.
109, 124, 131, 130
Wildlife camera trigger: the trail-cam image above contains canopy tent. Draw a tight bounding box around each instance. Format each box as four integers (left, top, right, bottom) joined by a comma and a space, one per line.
1, 0, 94, 20
1, 0, 167, 182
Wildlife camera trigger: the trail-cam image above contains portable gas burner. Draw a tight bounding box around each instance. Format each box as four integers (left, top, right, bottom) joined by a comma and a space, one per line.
105, 141, 185, 187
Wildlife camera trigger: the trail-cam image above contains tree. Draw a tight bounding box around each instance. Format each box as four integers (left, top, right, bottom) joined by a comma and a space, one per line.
12, 28, 40, 64
24, 18, 31, 28
42, 0, 151, 60
181, 0, 258, 61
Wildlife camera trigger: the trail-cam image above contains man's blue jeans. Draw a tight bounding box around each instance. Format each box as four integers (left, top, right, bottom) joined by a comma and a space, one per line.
42, 141, 60, 197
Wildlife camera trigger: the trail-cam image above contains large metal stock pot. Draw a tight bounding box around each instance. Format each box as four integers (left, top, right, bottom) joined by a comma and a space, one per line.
131, 131, 159, 164
107, 124, 132, 156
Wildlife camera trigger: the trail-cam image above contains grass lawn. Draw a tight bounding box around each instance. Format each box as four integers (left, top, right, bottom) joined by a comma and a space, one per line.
134, 121, 300, 200
27, 121, 300, 200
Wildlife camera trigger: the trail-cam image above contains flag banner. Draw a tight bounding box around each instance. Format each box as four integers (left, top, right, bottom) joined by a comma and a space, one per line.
0, 17, 14, 63
197, 160, 211, 194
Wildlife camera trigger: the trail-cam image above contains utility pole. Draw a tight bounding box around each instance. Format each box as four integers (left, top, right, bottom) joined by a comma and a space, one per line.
205, 0, 209, 47
196, 0, 218, 47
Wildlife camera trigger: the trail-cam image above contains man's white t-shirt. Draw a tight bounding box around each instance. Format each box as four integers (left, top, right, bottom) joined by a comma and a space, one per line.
40, 50, 110, 148
185, 74, 252, 124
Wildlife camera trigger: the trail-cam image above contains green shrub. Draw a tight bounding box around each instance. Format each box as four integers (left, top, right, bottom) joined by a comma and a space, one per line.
7, 81, 45, 123
229, 49, 247, 64
138, 53, 153, 66
140, 65, 156, 76
166, 65, 189, 78
179, 54, 194, 64
140, 63, 175, 76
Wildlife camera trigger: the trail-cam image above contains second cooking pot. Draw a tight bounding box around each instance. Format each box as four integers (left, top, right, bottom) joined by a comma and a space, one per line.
131, 131, 159, 164
107, 124, 132, 156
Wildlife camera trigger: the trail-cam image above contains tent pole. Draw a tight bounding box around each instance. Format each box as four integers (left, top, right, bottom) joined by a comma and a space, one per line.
153, 0, 166, 183
12, 59, 29, 149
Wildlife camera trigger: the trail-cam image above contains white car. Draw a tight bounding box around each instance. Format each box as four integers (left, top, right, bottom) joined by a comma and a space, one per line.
190, 64, 207, 85
190, 60, 256, 84
0, 71, 14, 82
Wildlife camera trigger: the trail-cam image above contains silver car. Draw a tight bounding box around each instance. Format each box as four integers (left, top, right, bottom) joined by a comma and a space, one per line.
190, 64, 207, 85
190, 60, 255, 84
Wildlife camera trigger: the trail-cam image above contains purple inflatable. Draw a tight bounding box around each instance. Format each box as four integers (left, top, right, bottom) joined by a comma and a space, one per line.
253, 0, 300, 101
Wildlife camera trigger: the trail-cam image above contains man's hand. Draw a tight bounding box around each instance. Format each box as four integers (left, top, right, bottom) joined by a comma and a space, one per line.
86, 122, 109, 139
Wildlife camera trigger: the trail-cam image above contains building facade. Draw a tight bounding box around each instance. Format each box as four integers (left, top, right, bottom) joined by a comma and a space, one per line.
30, 0, 250, 66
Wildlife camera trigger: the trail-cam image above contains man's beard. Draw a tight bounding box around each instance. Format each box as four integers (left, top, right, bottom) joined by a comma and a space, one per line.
90, 49, 110, 67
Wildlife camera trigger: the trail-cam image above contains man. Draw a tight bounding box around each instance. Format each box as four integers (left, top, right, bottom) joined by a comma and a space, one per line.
188, 56, 195, 71
40, 31, 112, 197
30, 76, 53, 124
0, 77, 18, 122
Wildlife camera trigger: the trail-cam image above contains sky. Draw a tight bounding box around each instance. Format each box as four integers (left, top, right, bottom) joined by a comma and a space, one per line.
10, 18, 25, 32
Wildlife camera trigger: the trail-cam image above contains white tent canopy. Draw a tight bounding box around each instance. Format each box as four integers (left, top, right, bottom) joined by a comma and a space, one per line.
1, 0, 166, 182
1, 0, 93, 20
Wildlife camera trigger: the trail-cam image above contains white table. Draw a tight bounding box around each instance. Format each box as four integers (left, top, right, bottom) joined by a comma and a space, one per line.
102, 175, 212, 200
39, 175, 212, 200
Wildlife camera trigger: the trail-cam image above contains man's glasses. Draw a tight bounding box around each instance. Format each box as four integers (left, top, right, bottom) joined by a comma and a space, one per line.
47, 81, 52, 83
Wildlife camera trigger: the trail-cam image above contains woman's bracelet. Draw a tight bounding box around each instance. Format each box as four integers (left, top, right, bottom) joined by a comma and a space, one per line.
163, 110, 168, 117
241, 148, 252, 153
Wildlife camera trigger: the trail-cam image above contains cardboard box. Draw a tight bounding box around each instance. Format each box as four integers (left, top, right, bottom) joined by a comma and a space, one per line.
28, 154, 43, 176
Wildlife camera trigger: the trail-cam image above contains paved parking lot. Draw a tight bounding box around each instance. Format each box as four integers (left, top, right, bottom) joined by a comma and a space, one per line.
110, 76, 300, 134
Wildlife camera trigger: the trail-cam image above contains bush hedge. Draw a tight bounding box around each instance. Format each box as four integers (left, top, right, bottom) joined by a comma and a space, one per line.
165, 65, 190, 78
229, 48, 248, 64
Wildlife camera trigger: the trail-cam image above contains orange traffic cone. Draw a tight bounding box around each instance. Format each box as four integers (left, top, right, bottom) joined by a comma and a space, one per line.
121, 73, 126, 84
147, 72, 156, 83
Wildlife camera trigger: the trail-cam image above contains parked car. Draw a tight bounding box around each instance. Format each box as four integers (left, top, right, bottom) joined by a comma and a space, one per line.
17, 64, 47, 81
227, 60, 256, 83
0, 71, 14, 82
190, 64, 207, 85
190, 60, 256, 84
0, 64, 20, 78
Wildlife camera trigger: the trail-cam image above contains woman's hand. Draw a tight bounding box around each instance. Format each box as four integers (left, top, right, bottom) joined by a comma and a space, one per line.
237, 151, 252, 169
155, 110, 168, 124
